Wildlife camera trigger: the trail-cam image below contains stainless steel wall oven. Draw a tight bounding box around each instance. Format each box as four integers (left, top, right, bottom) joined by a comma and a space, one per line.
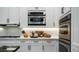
59, 13, 71, 52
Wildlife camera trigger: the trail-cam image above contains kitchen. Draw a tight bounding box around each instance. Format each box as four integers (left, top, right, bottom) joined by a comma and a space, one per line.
0, 7, 78, 52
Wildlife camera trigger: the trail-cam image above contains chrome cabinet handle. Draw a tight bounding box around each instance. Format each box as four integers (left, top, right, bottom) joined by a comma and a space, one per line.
28, 45, 31, 51
42, 45, 44, 51
7, 18, 10, 23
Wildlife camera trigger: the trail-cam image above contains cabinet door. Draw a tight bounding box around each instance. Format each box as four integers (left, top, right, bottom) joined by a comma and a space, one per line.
30, 45, 42, 52
42, 40, 58, 52
20, 7, 30, 28
0, 7, 9, 24
43, 45, 58, 52
17, 43, 29, 52
29, 39, 42, 52
17, 46, 29, 52
9, 7, 20, 24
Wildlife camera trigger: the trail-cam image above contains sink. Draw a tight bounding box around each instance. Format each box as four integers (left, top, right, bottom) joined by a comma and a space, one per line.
0, 46, 20, 52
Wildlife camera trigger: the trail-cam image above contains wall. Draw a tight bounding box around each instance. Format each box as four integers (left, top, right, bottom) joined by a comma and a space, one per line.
0, 26, 21, 37
71, 7, 79, 52
22, 28, 59, 39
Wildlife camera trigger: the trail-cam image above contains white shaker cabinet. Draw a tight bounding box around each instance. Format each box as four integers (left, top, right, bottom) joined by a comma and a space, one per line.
30, 45, 42, 52
43, 45, 57, 52
0, 7, 20, 24
0, 7, 9, 24
29, 39, 42, 52
17, 41, 30, 52
8, 7, 20, 24
15, 39, 58, 52
17, 44, 29, 52
42, 40, 58, 52
19, 7, 28, 28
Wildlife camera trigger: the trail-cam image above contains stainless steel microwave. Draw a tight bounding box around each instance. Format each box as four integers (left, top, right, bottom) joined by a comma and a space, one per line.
28, 10, 46, 25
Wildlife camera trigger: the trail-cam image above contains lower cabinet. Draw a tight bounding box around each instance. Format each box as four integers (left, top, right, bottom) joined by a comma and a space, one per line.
17, 45, 42, 52
29, 39, 42, 52
17, 40, 58, 52
30, 45, 42, 52
17, 43, 29, 52
43, 45, 58, 52
42, 40, 58, 52
30, 44, 58, 52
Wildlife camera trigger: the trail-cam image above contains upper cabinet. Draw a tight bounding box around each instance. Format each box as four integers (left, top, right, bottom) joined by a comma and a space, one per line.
0, 7, 20, 25
0, 7, 61, 28
8, 7, 20, 24
0, 7, 9, 24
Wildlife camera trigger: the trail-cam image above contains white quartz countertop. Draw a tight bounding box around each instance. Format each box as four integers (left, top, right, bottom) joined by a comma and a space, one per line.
0, 37, 59, 40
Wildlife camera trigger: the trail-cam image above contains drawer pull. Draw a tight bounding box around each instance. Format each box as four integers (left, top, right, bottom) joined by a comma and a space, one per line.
42, 45, 44, 51
28, 45, 31, 51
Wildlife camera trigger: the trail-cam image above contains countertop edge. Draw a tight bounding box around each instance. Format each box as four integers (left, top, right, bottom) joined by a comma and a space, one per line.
0, 38, 59, 40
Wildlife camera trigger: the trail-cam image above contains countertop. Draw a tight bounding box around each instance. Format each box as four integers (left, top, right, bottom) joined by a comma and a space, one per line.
0, 37, 59, 40
0, 37, 59, 46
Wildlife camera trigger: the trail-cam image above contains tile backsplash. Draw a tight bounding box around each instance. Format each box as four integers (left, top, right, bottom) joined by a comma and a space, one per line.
22, 28, 59, 39
0, 26, 21, 37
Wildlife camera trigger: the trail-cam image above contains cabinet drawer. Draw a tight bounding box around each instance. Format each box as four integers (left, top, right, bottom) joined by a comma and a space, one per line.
30, 39, 42, 45
17, 45, 29, 52
30, 45, 42, 52
20, 40, 30, 45
43, 45, 57, 52
42, 40, 57, 45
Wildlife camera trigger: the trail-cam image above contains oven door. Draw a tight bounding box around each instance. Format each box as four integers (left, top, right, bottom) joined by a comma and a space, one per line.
28, 16, 46, 25
59, 22, 70, 40
59, 21, 71, 52
59, 40, 71, 52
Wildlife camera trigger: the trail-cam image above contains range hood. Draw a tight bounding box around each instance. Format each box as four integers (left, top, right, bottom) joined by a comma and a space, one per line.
0, 46, 20, 52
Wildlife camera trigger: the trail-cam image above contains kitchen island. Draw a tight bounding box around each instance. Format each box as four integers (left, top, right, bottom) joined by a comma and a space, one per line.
0, 38, 59, 52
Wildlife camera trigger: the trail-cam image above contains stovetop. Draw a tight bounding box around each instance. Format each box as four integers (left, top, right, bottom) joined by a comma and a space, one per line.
0, 46, 20, 52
